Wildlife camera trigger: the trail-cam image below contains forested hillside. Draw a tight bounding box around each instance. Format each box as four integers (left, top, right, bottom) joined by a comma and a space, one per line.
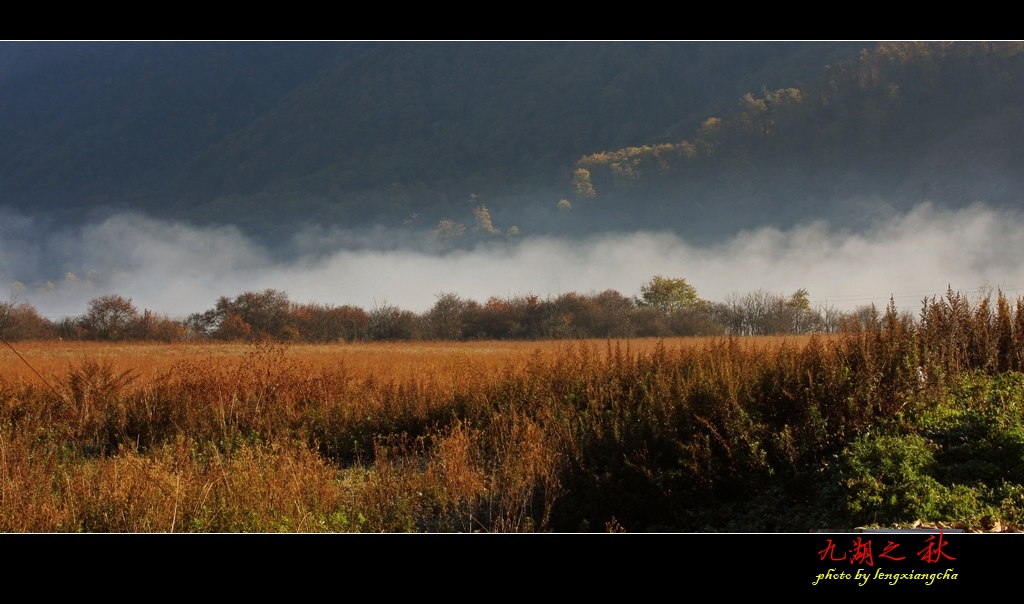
2, 42, 1021, 243
0, 42, 869, 240
573, 42, 1024, 236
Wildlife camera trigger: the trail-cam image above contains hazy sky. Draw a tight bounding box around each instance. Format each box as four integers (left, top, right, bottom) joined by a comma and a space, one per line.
4, 201, 1022, 319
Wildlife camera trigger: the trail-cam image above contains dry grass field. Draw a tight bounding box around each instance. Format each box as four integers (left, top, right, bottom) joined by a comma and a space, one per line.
1, 336, 815, 386
0, 335, 831, 532
1, 315, 1020, 532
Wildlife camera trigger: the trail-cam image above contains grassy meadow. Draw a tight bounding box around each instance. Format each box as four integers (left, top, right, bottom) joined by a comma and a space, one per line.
1, 296, 1024, 532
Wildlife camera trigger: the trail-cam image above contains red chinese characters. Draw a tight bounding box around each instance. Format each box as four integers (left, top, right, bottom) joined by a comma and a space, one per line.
917, 533, 956, 563
819, 532, 953, 567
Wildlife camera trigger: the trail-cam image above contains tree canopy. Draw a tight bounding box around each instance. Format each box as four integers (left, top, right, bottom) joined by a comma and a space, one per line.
637, 276, 704, 313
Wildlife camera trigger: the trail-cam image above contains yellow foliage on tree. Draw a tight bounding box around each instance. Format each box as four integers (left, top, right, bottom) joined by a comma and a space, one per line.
432, 218, 466, 246
637, 276, 705, 313
473, 205, 500, 235
573, 168, 596, 200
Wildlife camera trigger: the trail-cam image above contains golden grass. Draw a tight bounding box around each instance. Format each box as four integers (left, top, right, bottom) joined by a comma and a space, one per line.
1, 336, 817, 387
0, 334, 841, 532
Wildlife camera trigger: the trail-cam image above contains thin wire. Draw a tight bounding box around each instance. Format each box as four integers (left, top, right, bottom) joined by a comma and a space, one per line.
0, 334, 71, 408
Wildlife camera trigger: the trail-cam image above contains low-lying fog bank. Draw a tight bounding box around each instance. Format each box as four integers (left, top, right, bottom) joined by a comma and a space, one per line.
3, 202, 1022, 319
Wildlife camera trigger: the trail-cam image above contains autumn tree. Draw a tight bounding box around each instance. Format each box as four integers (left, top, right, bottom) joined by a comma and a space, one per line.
573, 168, 596, 200
228, 289, 291, 337
133, 309, 186, 342
592, 289, 635, 337
191, 289, 293, 340
637, 276, 704, 314
290, 302, 367, 342
0, 299, 53, 340
81, 295, 139, 340
431, 218, 466, 249
785, 288, 820, 334
426, 293, 473, 340
473, 205, 500, 235
364, 302, 420, 341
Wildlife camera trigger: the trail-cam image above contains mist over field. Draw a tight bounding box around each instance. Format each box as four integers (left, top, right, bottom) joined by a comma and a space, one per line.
3, 201, 1022, 320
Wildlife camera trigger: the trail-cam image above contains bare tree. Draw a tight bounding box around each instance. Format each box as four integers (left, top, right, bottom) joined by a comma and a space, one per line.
82, 295, 138, 340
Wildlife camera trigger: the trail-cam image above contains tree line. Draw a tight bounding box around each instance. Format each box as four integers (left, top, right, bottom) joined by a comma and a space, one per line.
0, 277, 1010, 344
